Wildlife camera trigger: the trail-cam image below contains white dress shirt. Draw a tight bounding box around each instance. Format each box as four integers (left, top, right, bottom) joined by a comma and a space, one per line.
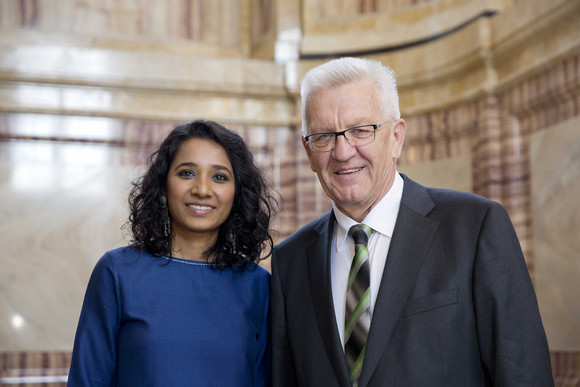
331, 172, 404, 347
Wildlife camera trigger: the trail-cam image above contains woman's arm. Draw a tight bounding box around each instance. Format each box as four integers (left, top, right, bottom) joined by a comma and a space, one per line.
68, 252, 121, 386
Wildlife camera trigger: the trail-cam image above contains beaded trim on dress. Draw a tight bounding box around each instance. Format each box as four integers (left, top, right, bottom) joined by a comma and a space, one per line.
160, 256, 211, 266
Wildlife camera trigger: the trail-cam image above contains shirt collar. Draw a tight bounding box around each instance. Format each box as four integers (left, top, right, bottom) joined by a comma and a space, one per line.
333, 172, 404, 252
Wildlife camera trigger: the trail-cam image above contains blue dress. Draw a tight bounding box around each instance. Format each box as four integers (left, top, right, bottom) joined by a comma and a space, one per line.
68, 246, 270, 386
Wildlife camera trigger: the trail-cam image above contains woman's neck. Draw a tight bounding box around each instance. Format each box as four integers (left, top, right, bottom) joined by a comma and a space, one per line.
170, 230, 218, 262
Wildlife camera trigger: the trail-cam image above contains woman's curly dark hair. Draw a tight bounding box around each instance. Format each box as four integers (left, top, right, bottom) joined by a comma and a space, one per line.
127, 119, 277, 270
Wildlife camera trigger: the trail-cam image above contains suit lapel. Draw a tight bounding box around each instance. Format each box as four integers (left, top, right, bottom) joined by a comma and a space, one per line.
359, 176, 440, 387
307, 212, 352, 387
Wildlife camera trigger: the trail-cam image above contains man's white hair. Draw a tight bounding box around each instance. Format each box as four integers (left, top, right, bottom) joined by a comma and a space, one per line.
300, 57, 400, 136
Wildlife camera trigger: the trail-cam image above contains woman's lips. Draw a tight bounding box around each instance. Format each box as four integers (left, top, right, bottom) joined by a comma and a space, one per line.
186, 203, 215, 214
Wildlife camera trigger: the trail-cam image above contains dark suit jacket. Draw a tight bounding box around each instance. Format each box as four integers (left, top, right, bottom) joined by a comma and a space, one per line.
271, 175, 553, 386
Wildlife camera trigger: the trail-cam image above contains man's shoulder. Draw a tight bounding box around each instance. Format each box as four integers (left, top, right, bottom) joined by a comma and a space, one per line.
402, 174, 497, 209
426, 186, 495, 206
418, 185, 507, 223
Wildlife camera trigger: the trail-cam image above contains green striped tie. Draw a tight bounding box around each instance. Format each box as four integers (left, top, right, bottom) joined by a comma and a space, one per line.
345, 223, 373, 385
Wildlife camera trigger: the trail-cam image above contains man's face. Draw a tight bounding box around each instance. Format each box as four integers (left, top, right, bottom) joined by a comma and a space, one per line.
303, 79, 406, 222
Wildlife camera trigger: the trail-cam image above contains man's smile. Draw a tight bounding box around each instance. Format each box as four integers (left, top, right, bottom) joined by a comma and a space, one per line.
336, 167, 363, 175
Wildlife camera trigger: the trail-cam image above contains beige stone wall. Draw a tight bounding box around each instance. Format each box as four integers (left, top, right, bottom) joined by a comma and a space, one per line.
0, 0, 276, 58
531, 116, 580, 352
1, 0, 579, 384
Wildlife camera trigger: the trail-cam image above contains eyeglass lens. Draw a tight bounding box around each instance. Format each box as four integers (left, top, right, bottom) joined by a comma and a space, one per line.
309, 125, 375, 151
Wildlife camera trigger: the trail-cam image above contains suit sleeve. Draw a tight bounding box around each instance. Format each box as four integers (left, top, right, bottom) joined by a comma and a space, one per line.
473, 203, 554, 386
67, 253, 120, 386
270, 249, 298, 386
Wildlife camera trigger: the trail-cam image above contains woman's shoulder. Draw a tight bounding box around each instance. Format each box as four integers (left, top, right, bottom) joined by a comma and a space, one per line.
103, 245, 145, 259
235, 263, 271, 287
236, 264, 271, 303
253, 265, 271, 289
241, 263, 271, 277
95, 246, 154, 269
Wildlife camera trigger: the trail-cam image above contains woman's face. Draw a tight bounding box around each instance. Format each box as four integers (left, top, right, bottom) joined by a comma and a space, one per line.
165, 138, 235, 242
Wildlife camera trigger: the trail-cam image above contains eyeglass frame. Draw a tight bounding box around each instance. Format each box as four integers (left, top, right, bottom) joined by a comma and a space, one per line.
303, 119, 397, 152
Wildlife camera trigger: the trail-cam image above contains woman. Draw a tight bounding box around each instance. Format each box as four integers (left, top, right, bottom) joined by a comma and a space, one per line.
68, 120, 276, 386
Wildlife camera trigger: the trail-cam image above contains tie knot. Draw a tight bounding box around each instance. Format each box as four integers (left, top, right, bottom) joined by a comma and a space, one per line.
348, 224, 373, 246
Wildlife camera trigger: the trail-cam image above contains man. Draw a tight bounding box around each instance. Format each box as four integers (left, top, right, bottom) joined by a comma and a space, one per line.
271, 57, 553, 386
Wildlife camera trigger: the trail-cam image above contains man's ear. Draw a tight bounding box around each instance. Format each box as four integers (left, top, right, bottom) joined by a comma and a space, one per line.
301, 137, 317, 172
391, 119, 406, 159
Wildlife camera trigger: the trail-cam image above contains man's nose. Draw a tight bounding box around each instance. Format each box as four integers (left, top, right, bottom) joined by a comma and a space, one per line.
332, 133, 356, 160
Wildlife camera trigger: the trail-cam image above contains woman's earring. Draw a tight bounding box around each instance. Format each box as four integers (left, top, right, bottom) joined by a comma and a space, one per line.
230, 232, 237, 255
161, 195, 170, 239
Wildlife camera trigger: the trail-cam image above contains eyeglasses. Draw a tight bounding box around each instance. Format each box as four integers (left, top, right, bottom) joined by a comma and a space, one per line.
303, 120, 394, 152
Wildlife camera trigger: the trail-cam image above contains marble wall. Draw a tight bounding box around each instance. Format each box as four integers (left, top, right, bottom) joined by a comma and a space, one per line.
300, 0, 512, 56
0, 0, 276, 58
312, 0, 437, 18
1, 0, 579, 384
3, 0, 238, 43
531, 116, 580, 352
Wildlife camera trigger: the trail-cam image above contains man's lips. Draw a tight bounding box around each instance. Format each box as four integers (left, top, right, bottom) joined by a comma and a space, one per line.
336, 167, 363, 175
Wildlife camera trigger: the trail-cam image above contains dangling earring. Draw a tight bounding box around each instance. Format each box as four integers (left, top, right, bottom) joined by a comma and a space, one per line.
229, 212, 240, 256
161, 195, 170, 239
230, 232, 238, 256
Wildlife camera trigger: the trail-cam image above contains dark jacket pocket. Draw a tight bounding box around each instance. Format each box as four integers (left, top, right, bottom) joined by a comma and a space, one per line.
403, 288, 459, 317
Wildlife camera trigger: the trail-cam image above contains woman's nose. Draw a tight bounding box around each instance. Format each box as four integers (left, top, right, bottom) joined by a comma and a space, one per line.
191, 177, 210, 196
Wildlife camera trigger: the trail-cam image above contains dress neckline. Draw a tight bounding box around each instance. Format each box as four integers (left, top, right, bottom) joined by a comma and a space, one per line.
160, 256, 212, 266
